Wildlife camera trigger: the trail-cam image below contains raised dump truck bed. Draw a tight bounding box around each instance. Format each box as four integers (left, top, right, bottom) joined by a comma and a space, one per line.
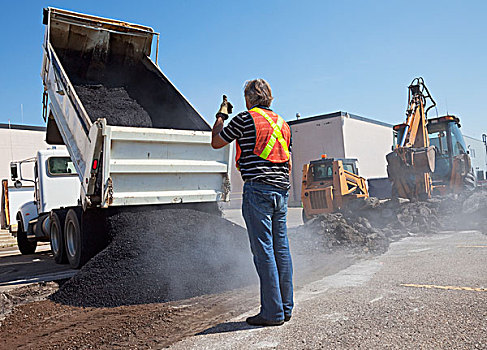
41, 7, 230, 209
36, 8, 231, 268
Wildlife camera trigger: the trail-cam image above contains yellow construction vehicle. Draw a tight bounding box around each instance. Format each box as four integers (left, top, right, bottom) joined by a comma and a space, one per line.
301, 156, 369, 221
386, 77, 437, 200
387, 77, 475, 200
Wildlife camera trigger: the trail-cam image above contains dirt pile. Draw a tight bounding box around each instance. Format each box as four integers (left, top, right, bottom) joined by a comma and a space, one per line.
75, 84, 153, 127
301, 212, 388, 253
50, 208, 255, 307
439, 191, 487, 231
299, 192, 482, 253
0, 282, 59, 324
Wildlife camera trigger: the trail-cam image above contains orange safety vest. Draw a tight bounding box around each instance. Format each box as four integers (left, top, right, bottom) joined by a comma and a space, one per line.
235, 107, 291, 170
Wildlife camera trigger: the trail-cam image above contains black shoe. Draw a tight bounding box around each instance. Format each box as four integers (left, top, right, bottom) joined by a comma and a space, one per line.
284, 314, 292, 322
246, 314, 284, 327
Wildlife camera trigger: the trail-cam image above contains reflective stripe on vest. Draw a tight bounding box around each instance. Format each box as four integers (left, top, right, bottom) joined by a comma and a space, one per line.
250, 107, 290, 160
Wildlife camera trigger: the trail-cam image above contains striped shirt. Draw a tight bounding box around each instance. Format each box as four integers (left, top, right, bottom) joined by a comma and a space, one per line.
220, 107, 291, 190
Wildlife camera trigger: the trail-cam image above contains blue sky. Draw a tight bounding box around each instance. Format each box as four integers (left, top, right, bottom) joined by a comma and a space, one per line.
0, 1, 486, 139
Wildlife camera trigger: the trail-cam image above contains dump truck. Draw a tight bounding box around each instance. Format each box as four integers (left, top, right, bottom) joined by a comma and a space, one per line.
301, 156, 369, 221
16, 8, 231, 268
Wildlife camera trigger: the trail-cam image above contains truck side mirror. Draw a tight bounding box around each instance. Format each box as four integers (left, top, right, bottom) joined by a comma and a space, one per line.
10, 163, 19, 181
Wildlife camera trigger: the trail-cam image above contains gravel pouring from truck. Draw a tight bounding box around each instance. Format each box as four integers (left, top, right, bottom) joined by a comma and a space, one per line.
40, 8, 231, 267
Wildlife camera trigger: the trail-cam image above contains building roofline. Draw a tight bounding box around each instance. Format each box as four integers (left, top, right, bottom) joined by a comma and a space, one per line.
463, 134, 482, 142
0, 123, 46, 132
288, 111, 393, 128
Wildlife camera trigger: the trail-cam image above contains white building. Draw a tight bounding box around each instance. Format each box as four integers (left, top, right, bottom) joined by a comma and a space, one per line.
464, 135, 487, 180
288, 112, 394, 205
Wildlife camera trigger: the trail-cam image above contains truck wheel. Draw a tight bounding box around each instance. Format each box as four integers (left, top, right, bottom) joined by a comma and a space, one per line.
50, 210, 67, 264
17, 219, 37, 255
64, 209, 85, 269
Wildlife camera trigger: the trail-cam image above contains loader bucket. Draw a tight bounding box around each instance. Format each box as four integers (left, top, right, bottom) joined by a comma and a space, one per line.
386, 151, 402, 179
411, 146, 436, 173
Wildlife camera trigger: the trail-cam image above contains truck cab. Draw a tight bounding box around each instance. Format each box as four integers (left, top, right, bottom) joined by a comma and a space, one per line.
11, 148, 79, 254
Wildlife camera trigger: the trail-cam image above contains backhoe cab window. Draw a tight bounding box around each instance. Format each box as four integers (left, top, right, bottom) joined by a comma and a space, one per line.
429, 131, 448, 155
48, 157, 77, 176
450, 124, 467, 156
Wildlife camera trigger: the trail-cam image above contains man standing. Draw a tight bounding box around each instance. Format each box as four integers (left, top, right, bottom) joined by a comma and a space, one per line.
211, 79, 293, 327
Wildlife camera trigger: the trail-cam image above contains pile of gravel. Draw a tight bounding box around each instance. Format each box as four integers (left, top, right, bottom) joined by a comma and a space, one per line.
75, 84, 153, 127
50, 208, 255, 307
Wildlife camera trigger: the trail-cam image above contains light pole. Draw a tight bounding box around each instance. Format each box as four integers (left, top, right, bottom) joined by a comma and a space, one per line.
483, 134, 487, 180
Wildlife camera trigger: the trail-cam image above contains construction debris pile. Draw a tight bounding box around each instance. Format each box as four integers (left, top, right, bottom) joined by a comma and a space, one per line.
50, 208, 256, 307
75, 84, 153, 127
300, 190, 487, 253
439, 191, 487, 230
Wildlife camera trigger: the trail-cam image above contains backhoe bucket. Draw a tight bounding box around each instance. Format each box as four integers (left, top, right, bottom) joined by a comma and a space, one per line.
411, 146, 435, 173
387, 146, 435, 200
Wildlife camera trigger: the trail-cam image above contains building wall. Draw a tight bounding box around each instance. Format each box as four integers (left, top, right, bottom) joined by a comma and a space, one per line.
0, 124, 48, 228
464, 135, 487, 179
289, 116, 345, 206
342, 115, 393, 179
288, 112, 393, 206
0, 125, 48, 186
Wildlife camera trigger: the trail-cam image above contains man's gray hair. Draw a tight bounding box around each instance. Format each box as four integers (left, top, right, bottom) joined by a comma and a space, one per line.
244, 79, 273, 108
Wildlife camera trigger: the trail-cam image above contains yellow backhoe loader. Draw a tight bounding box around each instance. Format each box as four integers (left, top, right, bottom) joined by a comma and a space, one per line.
387, 77, 475, 200
301, 157, 369, 221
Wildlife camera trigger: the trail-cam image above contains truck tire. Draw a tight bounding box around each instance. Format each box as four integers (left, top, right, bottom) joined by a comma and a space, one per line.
17, 219, 37, 255
50, 210, 68, 264
65, 208, 107, 269
64, 208, 86, 269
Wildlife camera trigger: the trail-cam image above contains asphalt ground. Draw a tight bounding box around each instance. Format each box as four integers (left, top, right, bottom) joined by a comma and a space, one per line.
170, 230, 487, 350
0, 243, 74, 293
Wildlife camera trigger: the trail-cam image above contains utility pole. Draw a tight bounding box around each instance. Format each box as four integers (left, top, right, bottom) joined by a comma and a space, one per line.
482, 134, 487, 180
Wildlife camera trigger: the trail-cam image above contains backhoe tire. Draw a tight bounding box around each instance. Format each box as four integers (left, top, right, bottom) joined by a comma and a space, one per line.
17, 219, 37, 255
464, 170, 477, 191
50, 210, 68, 264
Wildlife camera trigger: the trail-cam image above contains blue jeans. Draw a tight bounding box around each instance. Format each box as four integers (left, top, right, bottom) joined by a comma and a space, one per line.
242, 181, 294, 321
